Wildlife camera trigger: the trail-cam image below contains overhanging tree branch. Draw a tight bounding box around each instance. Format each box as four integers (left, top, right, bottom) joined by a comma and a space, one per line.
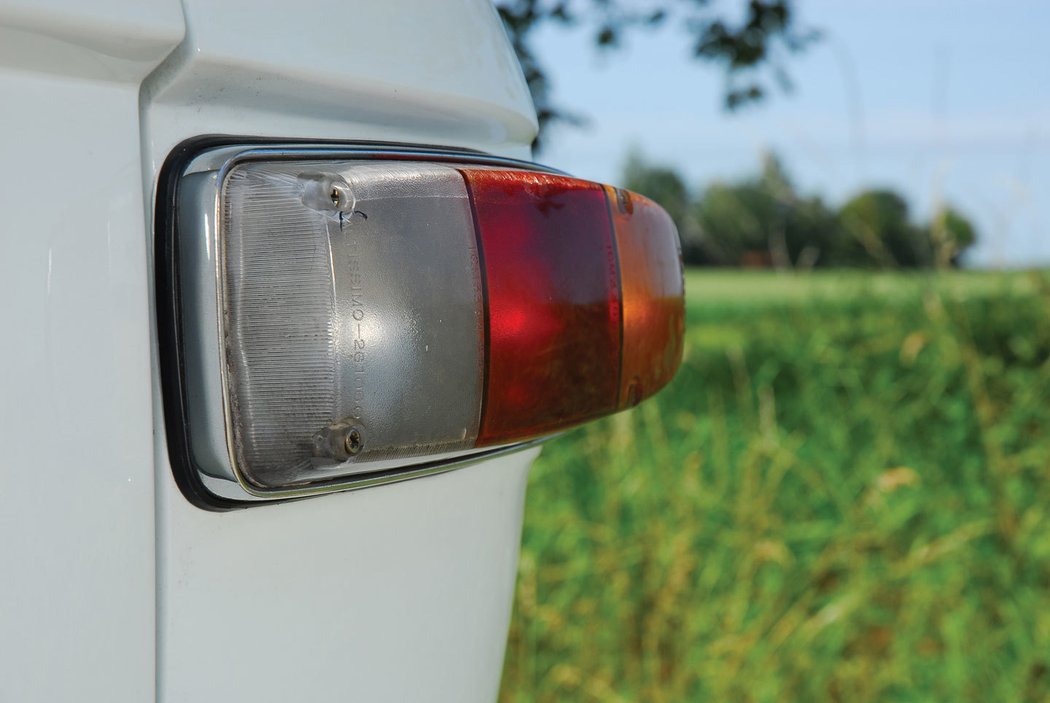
495, 0, 822, 150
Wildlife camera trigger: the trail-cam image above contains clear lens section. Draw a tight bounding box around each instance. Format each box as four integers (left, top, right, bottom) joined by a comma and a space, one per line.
220, 162, 484, 489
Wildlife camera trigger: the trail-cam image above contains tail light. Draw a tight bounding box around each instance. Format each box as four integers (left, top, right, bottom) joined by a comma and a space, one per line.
159, 144, 683, 506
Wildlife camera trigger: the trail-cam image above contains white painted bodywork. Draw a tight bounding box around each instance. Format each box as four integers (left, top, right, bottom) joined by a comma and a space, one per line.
0, 1, 539, 700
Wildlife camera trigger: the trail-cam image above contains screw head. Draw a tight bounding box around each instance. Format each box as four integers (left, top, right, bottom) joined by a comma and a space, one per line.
614, 187, 634, 215
344, 427, 363, 456
626, 379, 642, 407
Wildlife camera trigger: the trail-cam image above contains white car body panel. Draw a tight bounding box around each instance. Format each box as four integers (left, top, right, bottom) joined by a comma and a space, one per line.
0, 0, 540, 700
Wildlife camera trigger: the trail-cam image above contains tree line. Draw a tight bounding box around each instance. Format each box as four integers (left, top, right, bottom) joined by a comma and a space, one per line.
623, 151, 977, 269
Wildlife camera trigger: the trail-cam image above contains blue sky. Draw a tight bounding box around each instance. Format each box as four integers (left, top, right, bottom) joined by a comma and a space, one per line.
532, 0, 1050, 267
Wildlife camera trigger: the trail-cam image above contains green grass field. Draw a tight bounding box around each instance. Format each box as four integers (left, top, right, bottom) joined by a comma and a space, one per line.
500, 269, 1050, 702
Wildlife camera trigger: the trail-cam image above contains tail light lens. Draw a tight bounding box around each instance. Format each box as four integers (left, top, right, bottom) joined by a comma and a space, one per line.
463, 169, 623, 446
162, 146, 683, 504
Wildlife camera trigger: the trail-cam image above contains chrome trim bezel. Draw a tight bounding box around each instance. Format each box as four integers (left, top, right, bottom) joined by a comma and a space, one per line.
165, 142, 560, 506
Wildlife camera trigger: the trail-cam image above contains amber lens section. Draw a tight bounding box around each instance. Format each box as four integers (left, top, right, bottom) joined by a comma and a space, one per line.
462, 169, 622, 446
605, 186, 685, 408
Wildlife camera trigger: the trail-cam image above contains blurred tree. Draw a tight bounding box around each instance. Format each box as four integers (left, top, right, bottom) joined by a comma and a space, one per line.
693, 179, 773, 265
622, 150, 690, 224
495, 0, 820, 149
783, 194, 838, 269
620, 149, 707, 261
622, 151, 978, 269
836, 190, 934, 268
930, 206, 978, 267
691, 152, 836, 268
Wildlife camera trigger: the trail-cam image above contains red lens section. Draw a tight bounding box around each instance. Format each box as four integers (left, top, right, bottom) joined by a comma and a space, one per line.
605, 186, 685, 408
461, 169, 622, 445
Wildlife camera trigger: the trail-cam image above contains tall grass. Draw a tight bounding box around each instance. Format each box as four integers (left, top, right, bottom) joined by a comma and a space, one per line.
501, 270, 1050, 702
